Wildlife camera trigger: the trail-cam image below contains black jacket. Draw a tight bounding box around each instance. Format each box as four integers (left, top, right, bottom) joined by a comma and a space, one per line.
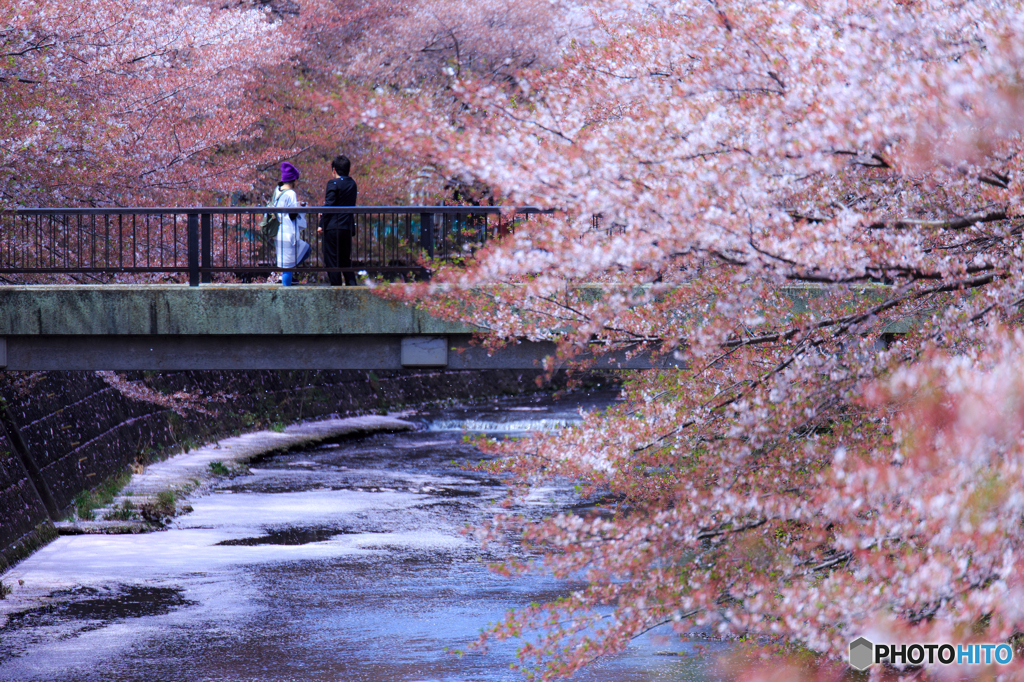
319, 175, 357, 231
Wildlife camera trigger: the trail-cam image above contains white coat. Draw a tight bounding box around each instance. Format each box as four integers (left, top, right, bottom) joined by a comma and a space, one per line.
274, 188, 309, 268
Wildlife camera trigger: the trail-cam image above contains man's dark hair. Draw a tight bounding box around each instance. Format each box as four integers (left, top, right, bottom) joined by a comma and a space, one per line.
332, 155, 351, 176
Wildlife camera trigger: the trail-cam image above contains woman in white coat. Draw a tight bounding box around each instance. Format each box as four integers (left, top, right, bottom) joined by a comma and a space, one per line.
274, 161, 311, 286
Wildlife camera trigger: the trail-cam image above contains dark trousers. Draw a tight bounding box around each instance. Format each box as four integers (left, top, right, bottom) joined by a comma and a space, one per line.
323, 229, 356, 286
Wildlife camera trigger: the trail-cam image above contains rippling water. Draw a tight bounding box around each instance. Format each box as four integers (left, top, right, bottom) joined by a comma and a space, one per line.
0, 391, 721, 682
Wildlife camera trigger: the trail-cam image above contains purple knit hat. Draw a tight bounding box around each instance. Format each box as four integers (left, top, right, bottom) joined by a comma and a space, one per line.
280, 161, 300, 183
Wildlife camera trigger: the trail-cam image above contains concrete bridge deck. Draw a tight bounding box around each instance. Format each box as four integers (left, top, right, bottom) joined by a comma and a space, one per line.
0, 285, 675, 371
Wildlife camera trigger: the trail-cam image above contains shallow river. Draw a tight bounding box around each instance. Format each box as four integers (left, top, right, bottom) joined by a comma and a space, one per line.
0, 392, 719, 681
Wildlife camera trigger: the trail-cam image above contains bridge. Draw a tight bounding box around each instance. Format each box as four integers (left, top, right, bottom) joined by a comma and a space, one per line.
0, 284, 681, 371
0, 206, 679, 371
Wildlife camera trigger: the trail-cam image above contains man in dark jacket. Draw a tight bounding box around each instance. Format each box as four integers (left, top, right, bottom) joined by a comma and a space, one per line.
318, 155, 358, 286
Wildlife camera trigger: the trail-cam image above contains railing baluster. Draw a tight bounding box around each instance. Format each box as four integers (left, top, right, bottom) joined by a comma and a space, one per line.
187, 213, 200, 287
200, 212, 211, 284
171, 214, 177, 275
419, 211, 434, 259
75, 211, 81, 272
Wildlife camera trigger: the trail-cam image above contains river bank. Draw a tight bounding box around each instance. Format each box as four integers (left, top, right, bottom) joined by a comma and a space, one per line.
0, 413, 418, 615
53, 414, 419, 536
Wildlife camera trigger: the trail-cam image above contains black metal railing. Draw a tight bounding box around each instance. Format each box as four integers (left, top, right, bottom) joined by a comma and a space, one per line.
0, 206, 547, 285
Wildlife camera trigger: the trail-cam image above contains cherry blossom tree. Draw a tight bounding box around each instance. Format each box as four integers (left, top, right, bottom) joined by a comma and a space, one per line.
0, 0, 580, 207
307, 0, 585, 202
344, 0, 1024, 678
0, 0, 292, 206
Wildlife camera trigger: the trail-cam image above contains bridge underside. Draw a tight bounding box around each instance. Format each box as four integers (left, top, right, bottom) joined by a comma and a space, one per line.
0, 334, 680, 371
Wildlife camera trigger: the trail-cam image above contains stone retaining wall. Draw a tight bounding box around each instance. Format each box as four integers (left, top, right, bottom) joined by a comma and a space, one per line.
0, 368, 564, 571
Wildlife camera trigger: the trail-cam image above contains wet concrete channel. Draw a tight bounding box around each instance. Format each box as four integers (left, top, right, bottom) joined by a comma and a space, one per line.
0, 392, 719, 681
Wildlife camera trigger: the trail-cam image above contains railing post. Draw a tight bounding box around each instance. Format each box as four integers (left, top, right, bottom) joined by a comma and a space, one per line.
419, 212, 434, 259
200, 212, 212, 284
187, 213, 200, 286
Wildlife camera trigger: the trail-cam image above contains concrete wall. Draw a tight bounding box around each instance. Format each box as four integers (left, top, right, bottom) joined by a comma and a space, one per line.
0, 419, 53, 571
0, 368, 561, 572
